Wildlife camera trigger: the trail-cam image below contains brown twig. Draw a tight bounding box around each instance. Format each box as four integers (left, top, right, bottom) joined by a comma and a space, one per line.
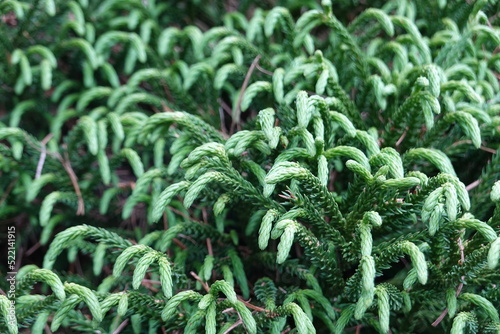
465, 179, 481, 191
256, 64, 273, 76
237, 298, 269, 313
202, 207, 209, 224
25, 241, 41, 257
432, 237, 466, 327
232, 54, 262, 133
168, 206, 204, 224
218, 105, 228, 137
223, 319, 243, 334
35, 133, 53, 179
218, 98, 233, 116
163, 211, 169, 230
35, 145, 47, 179
112, 319, 129, 334
395, 127, 408, 147
190, 271, 210, 292
222, 307, 236, 314
57, 150, 85, 215
172, 237, 188, 250
432, 308, 448, 328
479, 145, 498, 154
206, 238, 213, 256
177, 233, 198, 245
450, 140, 497, 154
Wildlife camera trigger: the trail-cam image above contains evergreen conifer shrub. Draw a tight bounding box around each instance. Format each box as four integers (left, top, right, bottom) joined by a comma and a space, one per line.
0, 0, 499, 333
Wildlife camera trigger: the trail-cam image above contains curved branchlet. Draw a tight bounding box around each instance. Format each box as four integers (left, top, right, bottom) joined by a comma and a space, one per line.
43, 225, 133, 269
265, 162, 344, 223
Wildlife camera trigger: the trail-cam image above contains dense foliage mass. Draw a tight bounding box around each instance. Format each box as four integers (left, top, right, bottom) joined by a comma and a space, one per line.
1, 0, 499, 333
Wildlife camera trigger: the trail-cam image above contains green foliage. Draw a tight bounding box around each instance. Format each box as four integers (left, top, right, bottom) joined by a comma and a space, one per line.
1, 0, 499, 333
